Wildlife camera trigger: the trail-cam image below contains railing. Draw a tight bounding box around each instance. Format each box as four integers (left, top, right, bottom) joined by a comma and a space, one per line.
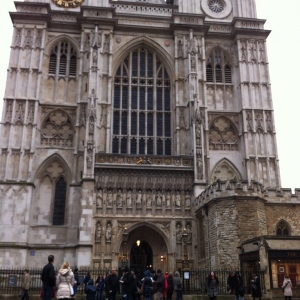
0, 268, 265, 296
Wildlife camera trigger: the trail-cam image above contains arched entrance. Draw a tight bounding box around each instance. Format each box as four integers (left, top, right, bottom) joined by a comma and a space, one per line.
119, 223, 170, 274
130, 240, 153, 276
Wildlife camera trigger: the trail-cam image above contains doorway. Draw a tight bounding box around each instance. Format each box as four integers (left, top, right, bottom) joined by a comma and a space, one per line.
130, 240, 153, 278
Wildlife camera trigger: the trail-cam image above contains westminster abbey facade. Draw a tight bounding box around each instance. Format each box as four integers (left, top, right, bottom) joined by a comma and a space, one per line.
0, 0, 300, 291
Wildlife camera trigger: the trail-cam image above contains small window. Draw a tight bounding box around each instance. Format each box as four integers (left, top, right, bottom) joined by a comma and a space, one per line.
276, 220, 290, 236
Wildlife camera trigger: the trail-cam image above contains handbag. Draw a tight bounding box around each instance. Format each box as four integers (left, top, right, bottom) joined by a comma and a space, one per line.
18, 289, 25, 298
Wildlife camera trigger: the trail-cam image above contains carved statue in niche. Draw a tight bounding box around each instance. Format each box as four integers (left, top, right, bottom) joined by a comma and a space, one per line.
126, 190, 132, 207
107, 190, 113, 207
185, 191, 191, 207
136, 189, 142, 207
100, 106, 107, 128
89, 117, 94, 135
104, 34, 110, 53
179, 108, 186, 129
175, 191, 181, 208
186, 223, 192, 242
178, 37, 184, 57
105, 222, 112, 241
156, 191, 162, 207
191, 55, 196, 72
92, 47, 98, 67
86, 152, 92, 169
196, 148, 203, 179
96, 189, 103, 207
166, 192, 171, 208
195, 121, 201, 145
117, 189, 123, 207
146, 191, 152, 207
241, 41, 247, 61
249, 42, 256, 62
258, 42, 265, 63
176, 223, 182, 242
95, 222, 101, 241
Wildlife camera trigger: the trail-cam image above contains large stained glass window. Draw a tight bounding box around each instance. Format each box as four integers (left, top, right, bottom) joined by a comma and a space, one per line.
113, 48, 171, 155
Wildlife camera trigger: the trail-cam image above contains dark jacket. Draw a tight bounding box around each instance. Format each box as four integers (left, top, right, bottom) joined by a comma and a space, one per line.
251, 276, 262, 298
167, 275, 174, 292
41, 263, 56, 287
156, 273, 165, 293
105, 273, 119, 293
74, 271, 79, 286
123, 271, 135, 294
227, 274, 235, 294
206, 276, 219, 297
142, 270, 153, 297
173, 272, 181, 291
96, 279, 105, 291
85, 279, 97, 300
233, 273, 244, 296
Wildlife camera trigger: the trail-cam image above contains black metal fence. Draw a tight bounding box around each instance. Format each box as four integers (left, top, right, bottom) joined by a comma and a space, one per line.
0, 268, 265, 296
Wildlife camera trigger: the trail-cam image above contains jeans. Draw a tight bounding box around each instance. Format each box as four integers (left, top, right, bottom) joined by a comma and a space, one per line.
42, 285, 54, 300
175, 290, 182, 300
97, 291, 103, 300
144, 296, 152, 300
235, 294, 244, 300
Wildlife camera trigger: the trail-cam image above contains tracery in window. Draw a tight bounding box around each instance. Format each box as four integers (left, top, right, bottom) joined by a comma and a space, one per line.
48, 42, 77, 77
209, 116, 238, 150
52, 176, 67, 225
113, 48, 172, 155
276, 220, 290, 236
41, 110, 74, 147
206, 48, 232, 84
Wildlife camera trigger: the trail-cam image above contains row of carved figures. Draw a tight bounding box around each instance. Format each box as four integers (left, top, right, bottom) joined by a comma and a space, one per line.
95, 221, 192, 243
96, 189, 192, 208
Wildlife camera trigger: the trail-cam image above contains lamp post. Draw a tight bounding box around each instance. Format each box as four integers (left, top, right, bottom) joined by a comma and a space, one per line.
121, 227, 129, 268
182, 228, 189, 270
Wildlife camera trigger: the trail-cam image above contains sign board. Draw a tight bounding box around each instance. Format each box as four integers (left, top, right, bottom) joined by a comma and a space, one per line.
184, 271, 190, 280
8, 275, 17, 287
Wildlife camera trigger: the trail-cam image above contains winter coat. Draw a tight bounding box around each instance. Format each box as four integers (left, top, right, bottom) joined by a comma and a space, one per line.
282, 278, 293, 297
122, 271, 135, 294
167, 275, 174, 293
156, 273, 165, 293
251, 276, 262, 298
41, 263, 56, 287
105, 273, 119, 293
85, 279, 97, 300
22, 273, 31, 290
233, 273, 244, 296
173, 272, 182, 291
206, 277, 219, 297
56, 268, 75, 299
142, 271, 153, 297
96, 279, 105, 291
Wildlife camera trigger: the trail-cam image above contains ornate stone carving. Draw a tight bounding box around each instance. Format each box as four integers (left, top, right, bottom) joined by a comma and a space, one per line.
146, 191, 152, 207
176, 222, 182, 242
35, 30, 43, 48
175, 190, 181, 208
27, 101, 35, 124
126, 189, 132, 207
105, 222, 112, 242
185, 191, 191, 207
95, 221, 101, 241
265, 112, 273, 132
4, 101, 13, 123
255, 112, 264, 133
14, 29, 22, 47
156, 191, 162, 207
96, 189, 103, 208
15, 102, 25, 125
117, 189, 123, 207
23, 29, 33, 48
249, 41, 257, 63
107, 190, 113, 207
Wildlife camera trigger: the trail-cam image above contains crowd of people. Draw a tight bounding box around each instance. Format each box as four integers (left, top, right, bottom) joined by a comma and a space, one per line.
19, 255, 294, 300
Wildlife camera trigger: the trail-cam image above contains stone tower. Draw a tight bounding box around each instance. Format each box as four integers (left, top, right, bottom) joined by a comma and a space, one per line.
0, 0, 285, 272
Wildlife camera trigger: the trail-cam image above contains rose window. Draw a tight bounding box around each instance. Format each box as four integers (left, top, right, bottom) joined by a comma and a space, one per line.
208, 0, 225, 13
209, 117, 238, 151
41, 110, 74, 147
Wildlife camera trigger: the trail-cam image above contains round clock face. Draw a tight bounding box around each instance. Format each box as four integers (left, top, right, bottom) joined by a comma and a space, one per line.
52, 0, 84, 8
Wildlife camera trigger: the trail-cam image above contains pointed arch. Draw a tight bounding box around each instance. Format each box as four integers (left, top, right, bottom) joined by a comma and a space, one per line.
44, 34, 80, 57
210, 158, 242, 184
275, 219, 291, 236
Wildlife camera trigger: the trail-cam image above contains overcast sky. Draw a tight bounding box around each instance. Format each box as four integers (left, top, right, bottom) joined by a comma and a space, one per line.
0, 1, 298, 191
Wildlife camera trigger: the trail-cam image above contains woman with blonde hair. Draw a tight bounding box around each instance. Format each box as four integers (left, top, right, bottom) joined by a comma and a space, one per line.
56, 262, 75, 299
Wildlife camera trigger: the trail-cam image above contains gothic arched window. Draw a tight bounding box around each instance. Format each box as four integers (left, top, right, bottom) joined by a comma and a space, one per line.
48, 42, 77, 77
206, 49, 232, 84
276, 220, 290, 236
52, 176, 67, 225
113, 48, 172, 155
209, 116, 238, 151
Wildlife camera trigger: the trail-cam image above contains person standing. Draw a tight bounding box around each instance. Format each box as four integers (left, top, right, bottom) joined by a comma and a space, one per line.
96, 275, 105, 300
56, 262, 75, 299
251, 274, 262, 300
233, 271, 244, 300
227, 272, 235, 295
120, 266, 135, 300
141, 270, 153, 300
21, 269, 31, 300
155, 269, 165, 300
205, 271, 219, 300
85, 279, 97, 300
73, 268, 79, 296
173, 271, 182, 300
282, 274, 293, 300
166, 272, 174, 300
41, 255, 56, 300
105, 267, 119, 300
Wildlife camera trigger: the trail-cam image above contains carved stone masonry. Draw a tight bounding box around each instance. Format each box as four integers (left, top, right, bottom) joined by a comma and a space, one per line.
27, 102, 35, 124
15, 102, 25, 125
23, 29, 33, 49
